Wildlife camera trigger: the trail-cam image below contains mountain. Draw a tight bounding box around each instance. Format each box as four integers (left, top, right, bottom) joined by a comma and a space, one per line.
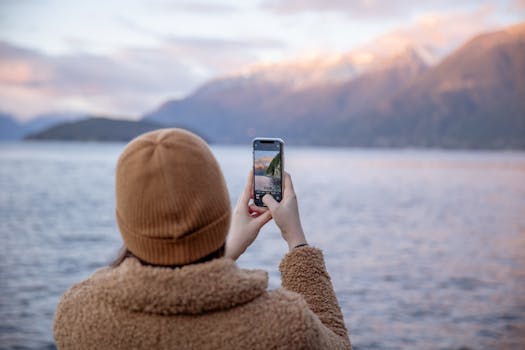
25, 117, 164, 142
0, 113, 25, 140
344, 22, 525, 148
144, 23, 525, 149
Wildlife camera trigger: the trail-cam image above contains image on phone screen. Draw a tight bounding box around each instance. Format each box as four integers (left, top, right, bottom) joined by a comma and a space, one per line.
253, 140, 282, 206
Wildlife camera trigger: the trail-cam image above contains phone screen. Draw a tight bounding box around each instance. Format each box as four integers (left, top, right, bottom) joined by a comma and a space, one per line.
253, 139, 283, 207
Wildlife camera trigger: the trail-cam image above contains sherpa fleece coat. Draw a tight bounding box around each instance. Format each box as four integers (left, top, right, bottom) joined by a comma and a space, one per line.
54, 246, 351, 349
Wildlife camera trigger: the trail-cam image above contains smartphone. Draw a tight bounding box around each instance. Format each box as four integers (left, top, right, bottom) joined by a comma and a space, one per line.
252, 137, 284, 207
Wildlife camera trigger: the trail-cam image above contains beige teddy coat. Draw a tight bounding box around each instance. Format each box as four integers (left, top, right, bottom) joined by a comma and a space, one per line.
54, 246, 351, 349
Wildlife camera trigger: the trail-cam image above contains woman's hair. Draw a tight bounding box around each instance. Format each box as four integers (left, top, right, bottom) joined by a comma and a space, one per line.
109, 244, 225, 269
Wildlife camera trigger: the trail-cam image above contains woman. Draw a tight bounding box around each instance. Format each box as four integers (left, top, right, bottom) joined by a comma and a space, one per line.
54, 129, 351, 349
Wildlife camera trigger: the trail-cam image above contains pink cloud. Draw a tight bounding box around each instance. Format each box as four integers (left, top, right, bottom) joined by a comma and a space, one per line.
360, 6, 501, 61
511, 0, 525, 10
0, 35, 281, 119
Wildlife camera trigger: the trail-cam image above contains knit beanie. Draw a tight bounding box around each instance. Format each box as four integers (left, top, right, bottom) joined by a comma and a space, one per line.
115, 128, 231, 266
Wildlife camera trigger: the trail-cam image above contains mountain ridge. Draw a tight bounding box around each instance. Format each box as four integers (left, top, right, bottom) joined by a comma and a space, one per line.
143, 23, 525, 149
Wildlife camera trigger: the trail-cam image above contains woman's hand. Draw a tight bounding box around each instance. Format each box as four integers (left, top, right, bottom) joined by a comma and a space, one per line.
263, 172, 307, 251
225, 171, 272, 260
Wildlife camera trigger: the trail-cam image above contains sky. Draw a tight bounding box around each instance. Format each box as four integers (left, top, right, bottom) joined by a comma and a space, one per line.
0, 0, 524, 121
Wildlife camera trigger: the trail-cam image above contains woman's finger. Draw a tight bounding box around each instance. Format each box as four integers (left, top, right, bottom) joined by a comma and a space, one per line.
262, 193, 279, 211
283, 172, 295, 197
249, 204, 269, 213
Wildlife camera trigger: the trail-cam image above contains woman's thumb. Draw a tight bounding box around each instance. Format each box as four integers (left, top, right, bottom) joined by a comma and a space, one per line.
262, 194, 278, 210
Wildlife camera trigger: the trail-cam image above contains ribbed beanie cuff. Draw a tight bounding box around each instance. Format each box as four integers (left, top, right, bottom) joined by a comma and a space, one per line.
117, 210, 230, 266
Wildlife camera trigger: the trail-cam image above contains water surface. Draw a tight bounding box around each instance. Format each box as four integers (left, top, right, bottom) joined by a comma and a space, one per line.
1, 142, 525, 349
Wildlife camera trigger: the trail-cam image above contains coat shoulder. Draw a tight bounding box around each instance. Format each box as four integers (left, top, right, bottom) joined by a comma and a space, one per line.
53, 270, 111, 348
55, 268, 108, 316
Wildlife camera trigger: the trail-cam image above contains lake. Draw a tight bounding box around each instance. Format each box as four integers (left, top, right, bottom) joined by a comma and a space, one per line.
1, 141, 525, 350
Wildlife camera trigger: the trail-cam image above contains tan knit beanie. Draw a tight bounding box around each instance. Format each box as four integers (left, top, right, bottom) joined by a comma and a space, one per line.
115, 128, 231, 266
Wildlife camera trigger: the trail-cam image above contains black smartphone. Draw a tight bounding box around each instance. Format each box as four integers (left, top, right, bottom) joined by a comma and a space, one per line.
252, 137, 284, 207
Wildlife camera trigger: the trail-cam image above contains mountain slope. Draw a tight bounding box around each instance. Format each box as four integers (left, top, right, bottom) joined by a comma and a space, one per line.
357, 22, 525, 148
147, 77, 291, 142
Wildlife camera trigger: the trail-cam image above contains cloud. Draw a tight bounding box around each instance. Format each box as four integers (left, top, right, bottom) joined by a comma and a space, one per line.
511, 0, 525, 10
0, 34, 286, 119
356, 5, 501, 61
262, 0, 404, 15
153, 1, 239, 13
163, 35, 285, 72
261, 0, 488, 18
0, 0, 510, 120
0, 41, 198, 119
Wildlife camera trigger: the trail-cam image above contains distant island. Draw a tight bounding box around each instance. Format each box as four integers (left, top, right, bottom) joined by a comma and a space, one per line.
25, 117, 163, 142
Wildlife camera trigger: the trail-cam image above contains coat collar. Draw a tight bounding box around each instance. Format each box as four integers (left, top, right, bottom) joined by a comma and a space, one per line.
90, 257, 268, 315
